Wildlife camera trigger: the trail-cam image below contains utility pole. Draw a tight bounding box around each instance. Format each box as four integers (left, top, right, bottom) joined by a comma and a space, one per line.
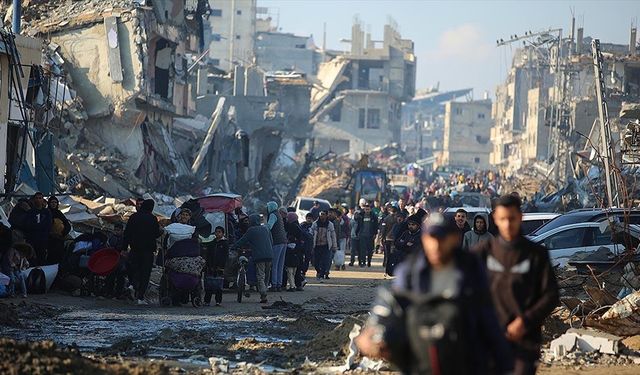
592, 39, 621, 208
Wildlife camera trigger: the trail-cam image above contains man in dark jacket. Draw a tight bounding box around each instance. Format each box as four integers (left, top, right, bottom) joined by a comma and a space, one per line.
123, 199, 161, 305
236, 214, 273, 303
393, 212, 424, 272
356, 213, 513, 374
356, 204, 378, 267
380, 205, 397, 272
474, 195, 559, 375
23, 192, 53, 266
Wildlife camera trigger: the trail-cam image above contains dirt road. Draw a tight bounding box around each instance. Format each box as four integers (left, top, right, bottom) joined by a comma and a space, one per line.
2, 253, 639, 374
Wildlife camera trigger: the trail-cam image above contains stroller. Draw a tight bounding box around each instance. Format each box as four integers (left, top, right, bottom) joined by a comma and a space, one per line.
159, 224, 205, 307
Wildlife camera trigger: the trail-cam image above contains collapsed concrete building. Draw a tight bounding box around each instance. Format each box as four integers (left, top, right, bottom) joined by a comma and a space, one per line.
0, 29, 57, 196
310, 19, 416, 159
490, 25, 640, 188
2, 0, 212, 197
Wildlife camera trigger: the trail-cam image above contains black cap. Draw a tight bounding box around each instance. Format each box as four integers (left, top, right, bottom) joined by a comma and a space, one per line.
422, 213, 459, 238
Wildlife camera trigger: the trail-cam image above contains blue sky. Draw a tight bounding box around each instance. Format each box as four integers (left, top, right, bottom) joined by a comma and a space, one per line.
259, 0, 640, 97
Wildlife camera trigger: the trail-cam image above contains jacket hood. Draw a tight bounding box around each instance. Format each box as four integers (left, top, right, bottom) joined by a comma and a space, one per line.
266, 201, 278, 214
473, 213, 488, 234
248, 214, 262, 227
141, 199, 155, 213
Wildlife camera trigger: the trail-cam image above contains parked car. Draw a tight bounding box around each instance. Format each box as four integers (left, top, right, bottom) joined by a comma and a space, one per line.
292, 196, 331, 222
528, 221, 640, 267
528, 209, 640, 237
521, 213, 560, 235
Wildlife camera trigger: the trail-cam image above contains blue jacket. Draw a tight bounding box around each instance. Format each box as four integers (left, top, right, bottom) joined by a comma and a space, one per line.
235, 214, 273, 262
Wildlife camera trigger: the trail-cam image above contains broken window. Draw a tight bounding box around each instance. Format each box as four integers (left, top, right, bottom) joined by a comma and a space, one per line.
211, 9, 222, 16
358, 108, 381, 129
154, 39, 172, 99
367, 109, 381, 129
328, 101, 342, 121
236, 35, 241, 40
455, 108, 463, 115
236, 9, 242, 15
211, 34, 222, 41
474, 157, 480, 164
478, 113, 486, 119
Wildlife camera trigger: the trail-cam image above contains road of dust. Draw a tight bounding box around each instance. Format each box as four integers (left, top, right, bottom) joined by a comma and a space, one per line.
2, 253, 639, 374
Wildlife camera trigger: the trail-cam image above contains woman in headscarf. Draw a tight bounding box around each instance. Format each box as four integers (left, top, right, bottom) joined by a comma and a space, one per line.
47, 196, 71, 264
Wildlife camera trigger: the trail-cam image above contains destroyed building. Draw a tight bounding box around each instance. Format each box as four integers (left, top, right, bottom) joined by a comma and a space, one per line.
310, 19, 416, 159
2, 0, 213, 197
491, 26, 640, 181
0, 30, 58, 196
206, 0, 256, 71
440, 99, 493, 169
401, 88, 473, 164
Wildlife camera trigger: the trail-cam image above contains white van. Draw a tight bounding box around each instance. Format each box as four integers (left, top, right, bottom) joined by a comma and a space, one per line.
293, 196, 332, 223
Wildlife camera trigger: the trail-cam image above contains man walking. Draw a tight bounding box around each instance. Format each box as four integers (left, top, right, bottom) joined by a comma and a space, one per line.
311, 210, 337, 279
474, 195, 559, 375
235, 214, 273, 303
356, 203, 378, 267
124, 199, 161, 305
462, 214, 493, 251
266, 202, 287, 291
356, 213, 513, 374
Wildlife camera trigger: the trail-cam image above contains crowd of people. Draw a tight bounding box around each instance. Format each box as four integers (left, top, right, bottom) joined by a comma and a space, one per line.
355, 194, 559, 375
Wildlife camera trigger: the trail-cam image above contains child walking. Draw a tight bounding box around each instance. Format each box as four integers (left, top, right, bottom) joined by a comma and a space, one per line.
202, 226, 229, 306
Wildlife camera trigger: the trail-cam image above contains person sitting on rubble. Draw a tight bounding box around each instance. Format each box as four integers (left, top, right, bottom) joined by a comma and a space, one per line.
47, 196, 71, 265
6, 243, 32, 298
202, 226, 229, 307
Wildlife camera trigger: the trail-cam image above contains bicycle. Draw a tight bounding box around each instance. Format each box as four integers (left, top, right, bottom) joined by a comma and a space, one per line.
236, 249, 251, 303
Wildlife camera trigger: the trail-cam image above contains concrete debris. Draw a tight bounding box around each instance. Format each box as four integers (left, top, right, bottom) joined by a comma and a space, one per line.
551, 328, 621, 357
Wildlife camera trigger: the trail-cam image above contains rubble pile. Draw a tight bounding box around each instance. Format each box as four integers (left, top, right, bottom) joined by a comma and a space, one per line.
0, 338, 172, 375
298, 144, 409, 202
542, 258, 640, 369
5, 0, 138, 36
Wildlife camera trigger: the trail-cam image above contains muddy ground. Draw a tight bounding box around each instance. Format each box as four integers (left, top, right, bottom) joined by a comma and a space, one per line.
2, 254, 640, 374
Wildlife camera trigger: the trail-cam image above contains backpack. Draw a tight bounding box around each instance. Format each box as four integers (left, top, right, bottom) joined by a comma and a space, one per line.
404, 294, 471, 374
26, 268, 47, 294
398, 251, 472, 375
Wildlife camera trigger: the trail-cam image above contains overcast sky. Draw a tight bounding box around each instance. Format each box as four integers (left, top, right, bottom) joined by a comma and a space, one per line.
259, 0, 640, 98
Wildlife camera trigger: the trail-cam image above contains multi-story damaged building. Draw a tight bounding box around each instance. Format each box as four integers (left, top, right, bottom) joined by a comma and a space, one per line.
491, 25, 640, 184
206, 0, 256, 71
7, 0, 211, 196
0, 31, 55, 195
311, 19, 416, 159
441, 100, 493, 169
